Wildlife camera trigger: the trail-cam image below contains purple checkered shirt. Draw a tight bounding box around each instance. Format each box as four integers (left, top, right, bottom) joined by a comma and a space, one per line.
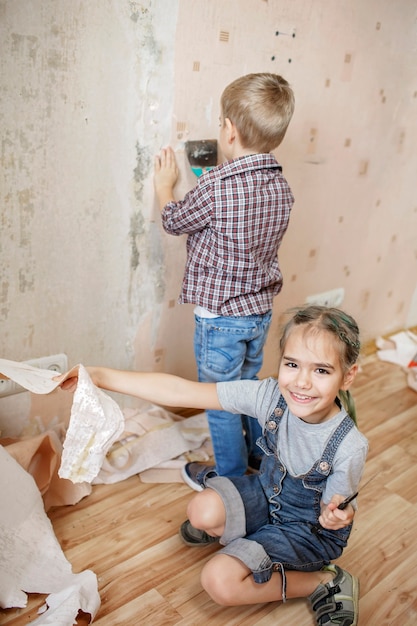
161, 153, 294, 316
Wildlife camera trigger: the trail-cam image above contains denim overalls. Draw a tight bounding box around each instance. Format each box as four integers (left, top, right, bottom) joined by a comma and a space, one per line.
208, 394, 355, 598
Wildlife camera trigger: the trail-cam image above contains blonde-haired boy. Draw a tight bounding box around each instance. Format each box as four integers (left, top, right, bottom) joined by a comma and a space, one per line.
154, 73, 295, 504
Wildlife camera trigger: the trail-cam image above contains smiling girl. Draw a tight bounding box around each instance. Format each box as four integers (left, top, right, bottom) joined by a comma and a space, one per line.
58, 305, 368, 626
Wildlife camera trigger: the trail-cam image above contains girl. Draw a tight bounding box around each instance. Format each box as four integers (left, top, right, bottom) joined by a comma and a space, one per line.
58, 305, 368, 626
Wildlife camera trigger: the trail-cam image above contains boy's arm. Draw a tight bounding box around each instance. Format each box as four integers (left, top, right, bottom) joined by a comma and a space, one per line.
57, 366, 222, 411
154, 147, 179, 210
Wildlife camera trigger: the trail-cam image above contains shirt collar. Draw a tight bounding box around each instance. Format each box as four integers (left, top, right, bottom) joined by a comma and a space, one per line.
215, 153, 282, 179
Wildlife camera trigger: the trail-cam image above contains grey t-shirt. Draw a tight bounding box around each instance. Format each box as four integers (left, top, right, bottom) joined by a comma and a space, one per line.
217, 378, 369, 505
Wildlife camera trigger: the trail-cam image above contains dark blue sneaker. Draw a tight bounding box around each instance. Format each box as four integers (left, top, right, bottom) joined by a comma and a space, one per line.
181, 462, 218, 491
179, 519, 219, 546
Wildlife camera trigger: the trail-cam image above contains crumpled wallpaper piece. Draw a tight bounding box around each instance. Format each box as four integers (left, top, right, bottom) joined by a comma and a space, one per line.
58, 364, 125, 483
376, 331, 417, 394
28, 570, 98, 625
3, 431, 92, 511
0, 446, 100, 622
376, 330, 417, 367
94, 408, 210, 484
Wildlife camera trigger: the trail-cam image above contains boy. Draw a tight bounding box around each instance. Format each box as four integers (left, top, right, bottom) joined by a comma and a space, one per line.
154, 73, 295, 493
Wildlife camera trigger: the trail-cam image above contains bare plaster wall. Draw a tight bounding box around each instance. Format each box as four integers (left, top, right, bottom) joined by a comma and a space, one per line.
0, 0, 416, 433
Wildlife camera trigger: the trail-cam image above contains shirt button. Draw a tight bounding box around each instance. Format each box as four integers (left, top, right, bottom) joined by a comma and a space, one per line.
273, 485, 279, 493
274, 407, 284, 417
267, 420, 276, 431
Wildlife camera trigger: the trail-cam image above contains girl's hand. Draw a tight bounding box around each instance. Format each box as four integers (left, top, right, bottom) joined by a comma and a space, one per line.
53, 365, 80, 392
319, 495, 355, 530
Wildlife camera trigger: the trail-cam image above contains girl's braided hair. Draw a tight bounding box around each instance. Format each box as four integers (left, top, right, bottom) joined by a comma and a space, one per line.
279, 305, 361, 424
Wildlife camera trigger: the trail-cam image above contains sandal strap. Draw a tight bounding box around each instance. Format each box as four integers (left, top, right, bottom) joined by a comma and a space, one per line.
310, 582, 340, 608
315, 601, 339, 618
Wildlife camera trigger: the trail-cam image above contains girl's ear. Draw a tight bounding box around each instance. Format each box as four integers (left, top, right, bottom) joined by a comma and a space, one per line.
341, 363, 359, 390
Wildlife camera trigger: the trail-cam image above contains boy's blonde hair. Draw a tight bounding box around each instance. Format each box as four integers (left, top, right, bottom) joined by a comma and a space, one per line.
221, 73, 295, 153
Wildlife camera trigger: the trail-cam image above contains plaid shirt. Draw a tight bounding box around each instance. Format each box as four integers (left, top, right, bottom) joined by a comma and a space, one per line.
161, 153, 294, 316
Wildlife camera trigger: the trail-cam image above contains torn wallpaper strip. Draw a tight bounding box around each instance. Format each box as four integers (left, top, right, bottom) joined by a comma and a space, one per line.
58, 364, 125, 483
0, 446, 100, 622
0, 358, 61, 394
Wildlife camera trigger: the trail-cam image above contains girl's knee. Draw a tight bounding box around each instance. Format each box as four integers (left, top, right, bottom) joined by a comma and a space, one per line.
201, 559, 233, 606
186, 489, 225, 529
201, 555, 250, 606
186, 492, 206, 526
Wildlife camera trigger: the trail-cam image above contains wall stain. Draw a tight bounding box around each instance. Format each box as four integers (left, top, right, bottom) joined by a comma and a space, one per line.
130, 142, 152, 271
11, 33, 39, 63
19, 267, 35, 293
129, 2, 149, 23
133, 141, 151, 201
129, 210, 145, 271
18, 189, 35, 247
0, 279, 9, 320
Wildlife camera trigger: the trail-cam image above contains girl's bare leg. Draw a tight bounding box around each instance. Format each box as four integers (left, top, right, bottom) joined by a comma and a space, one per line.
186, 491, 333, 606
200, 553, 334, 606
186, 489, 226, 537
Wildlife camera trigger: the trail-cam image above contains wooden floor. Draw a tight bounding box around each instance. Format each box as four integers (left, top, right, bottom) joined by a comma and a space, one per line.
2, 355, 417, 625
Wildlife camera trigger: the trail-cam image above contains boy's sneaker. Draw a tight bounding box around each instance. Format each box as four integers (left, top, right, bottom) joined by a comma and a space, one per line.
181, 462, 218, 491
309, 564, 359, 625
179, 519, 219, 546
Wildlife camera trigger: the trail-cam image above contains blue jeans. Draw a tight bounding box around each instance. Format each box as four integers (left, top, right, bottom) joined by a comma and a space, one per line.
194, 311, 272, 477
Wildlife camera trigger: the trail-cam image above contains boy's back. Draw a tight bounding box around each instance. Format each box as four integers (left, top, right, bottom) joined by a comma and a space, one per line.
154, 72, 295, 481
162, 152, 293, 316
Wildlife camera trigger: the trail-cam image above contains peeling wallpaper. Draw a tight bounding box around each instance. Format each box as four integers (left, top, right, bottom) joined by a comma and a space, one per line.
0, 0, 416, 430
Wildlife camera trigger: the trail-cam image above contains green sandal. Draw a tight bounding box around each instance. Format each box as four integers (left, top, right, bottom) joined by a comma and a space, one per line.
309, 564, 359, 625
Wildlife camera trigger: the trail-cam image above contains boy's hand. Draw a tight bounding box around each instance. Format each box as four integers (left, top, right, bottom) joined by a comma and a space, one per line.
52, 365, 80, 393
319, 495, 355, 530
154, 146, 179, 209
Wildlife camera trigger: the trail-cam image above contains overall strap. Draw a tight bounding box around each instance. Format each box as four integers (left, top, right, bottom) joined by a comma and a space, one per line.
261, 394, 288, 441
316, 415, 355, 476
268, 394, 288, 424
